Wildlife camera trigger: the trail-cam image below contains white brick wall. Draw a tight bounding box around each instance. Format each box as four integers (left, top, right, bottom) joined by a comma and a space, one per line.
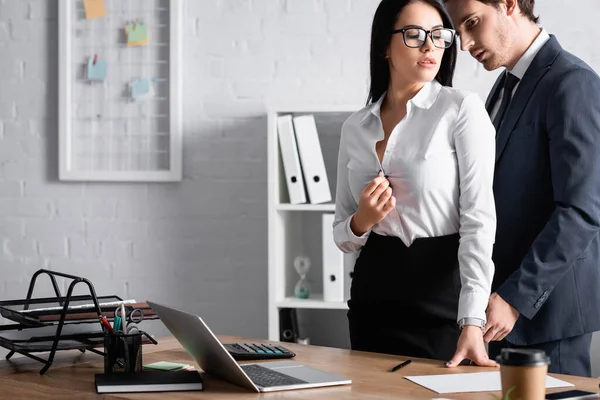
0, 0, 599, 375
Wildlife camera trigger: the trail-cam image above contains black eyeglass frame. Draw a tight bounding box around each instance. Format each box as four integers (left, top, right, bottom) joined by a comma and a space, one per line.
391, 27, 456, 49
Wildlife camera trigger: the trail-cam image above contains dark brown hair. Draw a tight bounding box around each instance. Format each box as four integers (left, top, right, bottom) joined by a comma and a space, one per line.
447, 0, 539, 23
367, 0, 457, 105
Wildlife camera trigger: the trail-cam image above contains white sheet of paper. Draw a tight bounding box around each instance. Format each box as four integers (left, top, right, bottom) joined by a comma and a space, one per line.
405, 371, 574, 394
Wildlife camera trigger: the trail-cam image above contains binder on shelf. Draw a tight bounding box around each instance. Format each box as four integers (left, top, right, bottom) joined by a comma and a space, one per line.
344, 252, 358, 301
322, 213, 344, 302
277, 115, 307, 205
279, 308, 299, 343
292, 115, 332, 204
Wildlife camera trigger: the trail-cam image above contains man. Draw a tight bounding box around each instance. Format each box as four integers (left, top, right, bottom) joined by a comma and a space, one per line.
444, 0, 600, 376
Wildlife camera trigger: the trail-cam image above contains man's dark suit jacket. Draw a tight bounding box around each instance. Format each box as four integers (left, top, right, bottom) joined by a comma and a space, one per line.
489, 35, 600, 345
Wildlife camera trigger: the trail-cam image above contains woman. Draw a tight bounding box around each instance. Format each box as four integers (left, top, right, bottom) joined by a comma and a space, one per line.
333, 0, 497, 367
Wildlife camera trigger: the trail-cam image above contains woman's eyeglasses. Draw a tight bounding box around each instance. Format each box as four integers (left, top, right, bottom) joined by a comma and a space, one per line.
392, 27, 456, 49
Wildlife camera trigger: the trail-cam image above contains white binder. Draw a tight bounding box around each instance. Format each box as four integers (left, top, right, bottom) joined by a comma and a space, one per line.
344, 251, 358, 301
322, 213, 344, 302
292, 115, 332, 204
277, 115, 307, 204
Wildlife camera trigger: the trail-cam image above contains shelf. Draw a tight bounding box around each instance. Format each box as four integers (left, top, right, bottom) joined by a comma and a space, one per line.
275, 295, 348, 310
267, 104, 360, 114
275, 204, 335, 212
268, 106, 351, 341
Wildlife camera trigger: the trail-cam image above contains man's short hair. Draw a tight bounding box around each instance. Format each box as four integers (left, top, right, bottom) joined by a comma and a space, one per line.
449, 0, 539, 23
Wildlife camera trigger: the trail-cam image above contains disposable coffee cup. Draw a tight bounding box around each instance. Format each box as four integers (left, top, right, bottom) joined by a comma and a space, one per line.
496, 348, 550, 400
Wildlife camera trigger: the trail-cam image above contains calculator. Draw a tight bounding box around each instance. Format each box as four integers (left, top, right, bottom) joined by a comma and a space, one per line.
223, 343, 296, 360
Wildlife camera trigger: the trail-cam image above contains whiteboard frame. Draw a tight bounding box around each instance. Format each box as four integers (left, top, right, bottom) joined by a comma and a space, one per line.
58, 0, 183, 182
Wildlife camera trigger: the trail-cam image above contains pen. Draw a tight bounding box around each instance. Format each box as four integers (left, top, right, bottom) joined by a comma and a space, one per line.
391, 359, 411, 372
99, 315, 115, 335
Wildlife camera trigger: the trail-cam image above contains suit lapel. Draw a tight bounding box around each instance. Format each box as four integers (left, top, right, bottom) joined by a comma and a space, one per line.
495, 36, 563, 163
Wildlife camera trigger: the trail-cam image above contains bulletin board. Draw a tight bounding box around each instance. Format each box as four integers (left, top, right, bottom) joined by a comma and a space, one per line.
58, 0, 182, 181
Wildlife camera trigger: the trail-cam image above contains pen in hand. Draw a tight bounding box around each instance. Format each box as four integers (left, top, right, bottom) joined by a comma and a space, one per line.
390, 359, 411, 372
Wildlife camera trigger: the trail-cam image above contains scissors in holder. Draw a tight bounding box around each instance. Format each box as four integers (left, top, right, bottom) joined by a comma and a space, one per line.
115, 307, 144, 324
115, 307, 144, 333
127, 308, 144, 324
124, 324, 141, 334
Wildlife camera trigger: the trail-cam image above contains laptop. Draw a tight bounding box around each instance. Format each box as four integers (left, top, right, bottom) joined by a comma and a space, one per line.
147, 301, 352, 393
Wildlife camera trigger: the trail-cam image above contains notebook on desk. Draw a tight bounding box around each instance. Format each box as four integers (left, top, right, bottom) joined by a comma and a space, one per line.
95, 371, 203, 393
148, 301, 351, 393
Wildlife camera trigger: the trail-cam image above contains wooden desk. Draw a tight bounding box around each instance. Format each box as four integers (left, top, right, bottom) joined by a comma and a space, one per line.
0, 336, 598, 399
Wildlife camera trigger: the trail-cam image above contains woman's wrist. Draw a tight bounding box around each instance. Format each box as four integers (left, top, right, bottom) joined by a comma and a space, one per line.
350, 212, 371, 236
460, 325, 484, 337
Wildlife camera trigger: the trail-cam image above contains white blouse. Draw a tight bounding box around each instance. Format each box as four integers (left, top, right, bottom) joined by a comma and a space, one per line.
333, 80, 496, 322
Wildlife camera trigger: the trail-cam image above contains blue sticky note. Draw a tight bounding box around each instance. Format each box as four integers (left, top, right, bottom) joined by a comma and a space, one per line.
87, 57, 107, 81
129, 77, 152, 101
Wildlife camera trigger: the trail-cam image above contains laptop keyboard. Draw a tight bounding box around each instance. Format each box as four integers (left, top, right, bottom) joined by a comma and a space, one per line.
240, 364, 307, 387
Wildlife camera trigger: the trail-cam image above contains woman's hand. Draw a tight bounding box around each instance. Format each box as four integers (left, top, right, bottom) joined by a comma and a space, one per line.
350, 172, 396, 236
446, 326, 498, 367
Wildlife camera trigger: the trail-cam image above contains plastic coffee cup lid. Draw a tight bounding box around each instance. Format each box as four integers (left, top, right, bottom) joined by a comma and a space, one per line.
496, 348, 551, 367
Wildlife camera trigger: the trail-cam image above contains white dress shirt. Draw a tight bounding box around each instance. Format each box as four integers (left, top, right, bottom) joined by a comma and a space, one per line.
333, 80, 496, 322
490, 28, 550, 120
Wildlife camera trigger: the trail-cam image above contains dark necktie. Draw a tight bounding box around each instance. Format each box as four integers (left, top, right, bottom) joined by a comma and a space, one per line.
492, 72, 520, 132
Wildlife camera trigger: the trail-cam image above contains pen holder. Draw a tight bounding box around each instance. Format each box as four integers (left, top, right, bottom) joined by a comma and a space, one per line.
103, 331, 143, 374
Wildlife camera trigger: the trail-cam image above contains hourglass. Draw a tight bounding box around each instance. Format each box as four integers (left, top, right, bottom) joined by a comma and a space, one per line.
293, 256, 311, 299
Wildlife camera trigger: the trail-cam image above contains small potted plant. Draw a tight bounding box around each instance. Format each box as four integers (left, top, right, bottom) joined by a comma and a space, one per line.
493, 386, 516, 400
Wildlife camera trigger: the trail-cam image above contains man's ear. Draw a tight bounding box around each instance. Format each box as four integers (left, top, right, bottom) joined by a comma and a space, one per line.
504, 0, 518, 16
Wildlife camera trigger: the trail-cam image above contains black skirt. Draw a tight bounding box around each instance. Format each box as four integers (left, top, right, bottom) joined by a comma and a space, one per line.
348, 232, 461, 362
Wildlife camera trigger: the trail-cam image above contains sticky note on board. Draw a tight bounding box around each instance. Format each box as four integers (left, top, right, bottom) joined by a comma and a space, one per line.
129, 78, 152, 101
83, 0, 106, 20
126, 22, 148, 47
87, 56, 107, 81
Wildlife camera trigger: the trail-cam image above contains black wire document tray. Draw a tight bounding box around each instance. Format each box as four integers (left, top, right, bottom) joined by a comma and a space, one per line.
0, 295, 126, 327
0, 269, 158, 374
0, 323, 104, 352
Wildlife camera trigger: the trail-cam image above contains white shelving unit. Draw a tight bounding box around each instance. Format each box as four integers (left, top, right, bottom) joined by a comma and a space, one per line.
275, 204, 335, 212
267, 104, 361, 341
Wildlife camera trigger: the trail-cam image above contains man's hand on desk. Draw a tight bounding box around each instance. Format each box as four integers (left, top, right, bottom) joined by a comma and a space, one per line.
446, 326, 498, 368
483, 292, 519, 343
